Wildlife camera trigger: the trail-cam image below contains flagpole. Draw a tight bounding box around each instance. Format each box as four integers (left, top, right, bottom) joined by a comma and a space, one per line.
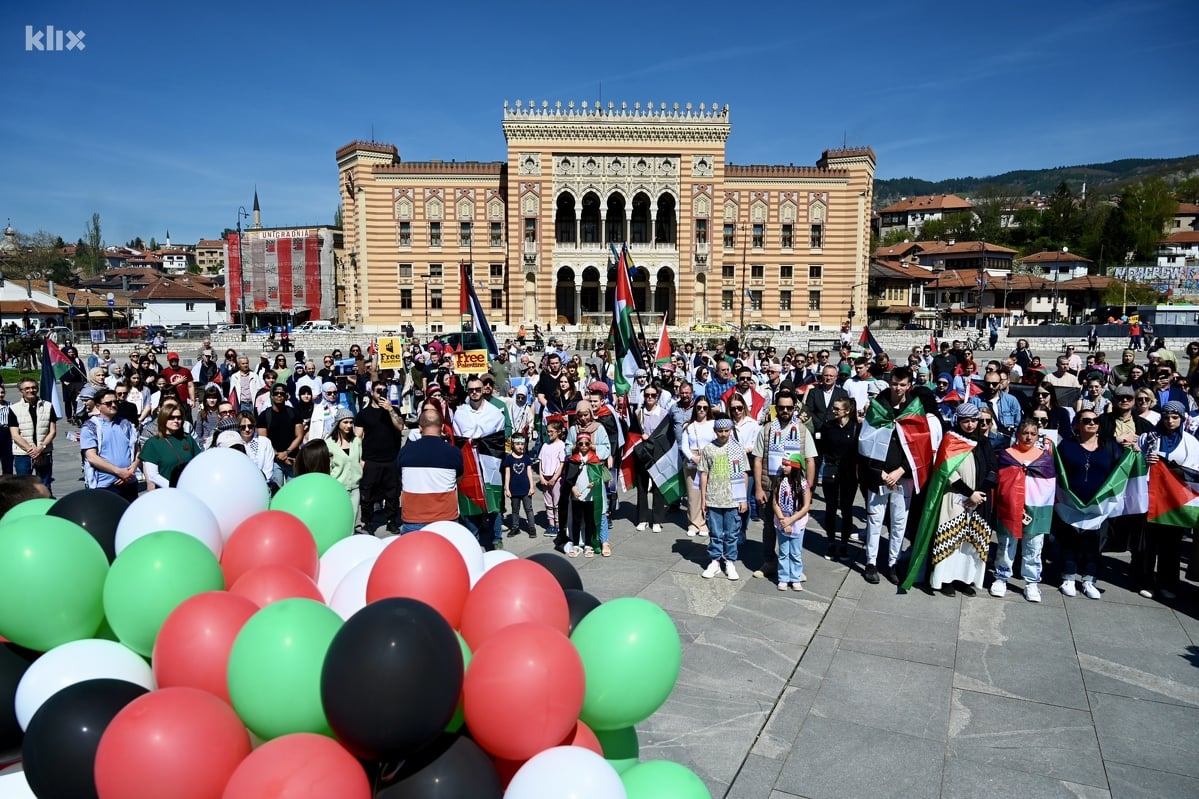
623, 245, 651, 370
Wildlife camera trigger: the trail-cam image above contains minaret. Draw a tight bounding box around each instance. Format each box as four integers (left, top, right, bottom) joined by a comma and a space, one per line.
252, 189, 262, 229
165, 229, 171, 248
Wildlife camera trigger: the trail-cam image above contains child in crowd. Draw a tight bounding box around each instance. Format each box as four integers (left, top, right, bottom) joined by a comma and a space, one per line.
538, 420, 566, 540
699, 414, 750, 580
568, 431, 606, 558
773, 452, 811, 591
503, 434, 537, 539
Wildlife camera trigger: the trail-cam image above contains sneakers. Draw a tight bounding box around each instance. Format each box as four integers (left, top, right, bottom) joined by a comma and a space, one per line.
848, 532, 862, 543
864, 564, 880, 584
799, 573, 808, 582
778, 582, 789, 591
652, 524, 663, 533
1060, 580, 1078, 598
702, 561, 722, 579
990, 580, 1007, 598
791, 582, 804, 592
1024, 583, 1042, 603
1082, 581, 1101, 600
686, 526, 699, 537
724, 561, 740, 581
636, 522, 648, 531
543, 527, 557, 538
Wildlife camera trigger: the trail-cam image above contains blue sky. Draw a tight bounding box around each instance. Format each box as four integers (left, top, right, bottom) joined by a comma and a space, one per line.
1, 0, 1195, 246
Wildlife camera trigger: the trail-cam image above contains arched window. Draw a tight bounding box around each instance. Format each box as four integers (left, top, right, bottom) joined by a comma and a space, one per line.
606, 193, 627, 244
630, 193, 652, 244
580, 193, 601, 244
655, 194, 677, 245
556, 194, 577, 244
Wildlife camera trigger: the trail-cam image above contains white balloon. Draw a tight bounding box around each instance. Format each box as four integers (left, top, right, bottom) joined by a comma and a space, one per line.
506, 746, 627, 799
0, 770, 37, 798
317, 535, 385, 602
328, 558, 374, 620
482, 549, 518, 572
114, 488, 223, 558
14, 638, 155, 730
176, 447, 271, 542
421, 521, 485, 586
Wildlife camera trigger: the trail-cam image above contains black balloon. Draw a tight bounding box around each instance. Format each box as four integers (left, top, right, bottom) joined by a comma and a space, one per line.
321, 597, 462, 762
564, 588, 602, 634
526, 551, 584, 592
375, 734, 502, 799
22, 678, 149, 799
48, 489, 130, 563
0, 643, 39, 751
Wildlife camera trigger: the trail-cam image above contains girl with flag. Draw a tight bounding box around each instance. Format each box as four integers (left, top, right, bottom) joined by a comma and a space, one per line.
1136, 401, 1199, 600
567, 431, 606, 558
993, 419, 1058, 602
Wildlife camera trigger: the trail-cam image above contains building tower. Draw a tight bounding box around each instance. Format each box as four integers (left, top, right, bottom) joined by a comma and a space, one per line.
252, 189, 262, 230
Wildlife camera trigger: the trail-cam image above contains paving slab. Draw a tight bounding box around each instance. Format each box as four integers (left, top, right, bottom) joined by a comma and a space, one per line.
941, 755, 1112, 799
1089, 691, 1199, 779
837, 606, 959, 668
1104, 761, 1199, 799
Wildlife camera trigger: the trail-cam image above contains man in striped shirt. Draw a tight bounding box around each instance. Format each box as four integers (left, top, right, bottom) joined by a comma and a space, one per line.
397, 409, 464, 534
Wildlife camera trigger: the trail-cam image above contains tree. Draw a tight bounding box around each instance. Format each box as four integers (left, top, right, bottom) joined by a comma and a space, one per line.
1099, 204, 1136, 268
148, 237, 158, 251
1121, 177, 1177, 260
4, 229, 75, 284
1041, 182, 1081, 247
1175, 176, 1199, 204
878, 227, 915, 247
1102, 280, 1164, 306
333, 203, 344, 228
971, 184, 1022, 244
84, 213, 103, 275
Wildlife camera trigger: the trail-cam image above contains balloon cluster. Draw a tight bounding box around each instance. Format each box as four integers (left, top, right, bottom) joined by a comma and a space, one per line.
0, 448, 709, 799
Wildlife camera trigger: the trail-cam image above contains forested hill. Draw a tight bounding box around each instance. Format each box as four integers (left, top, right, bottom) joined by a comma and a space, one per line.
875, 154, 1199, 206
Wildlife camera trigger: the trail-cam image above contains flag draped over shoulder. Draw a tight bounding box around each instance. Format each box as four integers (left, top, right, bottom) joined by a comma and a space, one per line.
995, 447, 1056, 539
1147, 460, 1199, 527
721, 384, 767, 420
40, 337, 70, 421
619, 407, 643, 492
458, 432, 505, 516
1054, 446, 1146, 530
902, 432, 977, 591
611, 244, 645, 396
460, 263, 499, 359
859, 396, 943, 493
631, 416, 683, 504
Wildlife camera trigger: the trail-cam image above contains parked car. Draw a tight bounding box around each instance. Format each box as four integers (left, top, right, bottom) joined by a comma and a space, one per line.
743, 323, 778, 332
900, 323, 931, 330
214, 324, 248, 335
690, 322, 738, 333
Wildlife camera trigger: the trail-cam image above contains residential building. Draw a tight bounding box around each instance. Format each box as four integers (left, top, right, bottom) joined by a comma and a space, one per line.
337, 101, 875, 333
876, 194, 974, 238
867, 258, 934, 326
1016, 249, 1093, 281
1167, 203, 1199, 234
195, 239, 226, 274
226, 225, 341, 325
132, 276, 225, 328
158, 249, 195, 275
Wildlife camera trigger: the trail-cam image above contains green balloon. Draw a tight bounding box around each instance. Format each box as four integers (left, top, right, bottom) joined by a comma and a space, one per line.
0, 515, 108, 651
227, 598, 342, 740
269, 474, 353, 555
1, 497, 55, 523
103, 531, 224, 657
595, 725, 640, 774
622, 761, 711, 799
445, 631, 472, 733
572, 597, 681, 731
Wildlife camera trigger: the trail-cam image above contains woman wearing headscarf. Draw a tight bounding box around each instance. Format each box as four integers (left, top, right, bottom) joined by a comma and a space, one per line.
1136, 401, 1199, 600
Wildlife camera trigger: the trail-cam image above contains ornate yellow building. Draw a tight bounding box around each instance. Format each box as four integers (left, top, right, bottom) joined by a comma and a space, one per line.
336, 101, 874, 334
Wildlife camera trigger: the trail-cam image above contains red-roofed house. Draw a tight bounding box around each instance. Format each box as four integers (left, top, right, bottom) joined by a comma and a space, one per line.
877, 194, 974, 237
1016, 249, 1093, 281
195, 239, 226, 274
1167, 203, 1199, 234
131, 277, 226, 327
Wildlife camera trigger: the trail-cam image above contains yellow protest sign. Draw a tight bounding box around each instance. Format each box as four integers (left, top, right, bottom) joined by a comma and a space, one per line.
454, 349, 490, 374
377, 337, 405, 369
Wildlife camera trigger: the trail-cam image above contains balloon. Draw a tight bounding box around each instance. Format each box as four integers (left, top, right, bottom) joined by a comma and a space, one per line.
563, 720, 604, 755
321, 598, 462, 761
573, 598, 681, 731
483, 548, 518, 572
114, 488, 222, 558
222, 733, 371, 799
15, 639, 154, 731
0, 643, 37, 750
463, 622, 584, 761
1, 496, 55, 523
595, 726, 640, 774
221, 510, 318, 588
328, 557, 375, 620
505, 746, 627, 799
459, 560, 570, 650
48, 489, 129, 563
317, 535, 384, 602
421, 521, 485, 586
103, 531, 225, 657
621, 761, 710, 799
269, 473, 354, 555
230, 564, 323, 608
0, 515, 108, 651
565, 588, 602, 634
94, 686, 251, 799
526, 551, 584, 592
367, 531, 471, 627
375, 734, 502, 799
445, 633, 471, 733
152, 591, 258, 703
176, 447, 271, 542
22, 678, 148, 799
227, 598, 342, 740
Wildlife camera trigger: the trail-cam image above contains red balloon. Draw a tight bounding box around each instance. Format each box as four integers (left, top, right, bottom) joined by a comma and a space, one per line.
463, 622, 584, 761
95, 686, 251, 799
222, 732, 371, 799
230, 564, 323, 608
221, 510, 318, 588
153, 591, 259, 703
459, 560, 569, 650
561, 719, 603, 755
366, 531, 470, 627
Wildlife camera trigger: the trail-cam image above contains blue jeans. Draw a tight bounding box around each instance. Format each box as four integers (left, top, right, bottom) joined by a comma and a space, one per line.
271, 461, 295, 488
778, 529, 805, 584
14, 454, 53, 494
706, 507, 740, 562
400, 518, 459, 535
995, 533, 1045, 584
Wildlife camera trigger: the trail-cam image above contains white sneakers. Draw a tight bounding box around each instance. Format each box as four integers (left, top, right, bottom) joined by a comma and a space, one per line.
686, 526, 699, 537
1024, 583, 1042, 603
652, 524, 663, 533
1081, 581, 1101, 600
636, 522, 648, 531
990, 581, 1007, 598
724, 561, 740, 580
1060, 580, 1078, 598
777, 582, 789, 591
701, 561, 721, 579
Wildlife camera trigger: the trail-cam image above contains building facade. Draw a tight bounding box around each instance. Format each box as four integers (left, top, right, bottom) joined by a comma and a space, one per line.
225, 226, 340, 325
337, 101, 874, 333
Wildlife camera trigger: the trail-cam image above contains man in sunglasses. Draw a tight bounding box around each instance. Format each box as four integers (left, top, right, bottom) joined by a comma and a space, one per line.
355, 380, 405, 533
453, 375, 506, 548
752, 388, 817, 580
968, 367, 1022, 441
80, 388, 140, 501
257, 386, 304, 488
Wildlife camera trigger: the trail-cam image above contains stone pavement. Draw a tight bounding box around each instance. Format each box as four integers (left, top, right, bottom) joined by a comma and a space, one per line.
39, 430, 1199, 799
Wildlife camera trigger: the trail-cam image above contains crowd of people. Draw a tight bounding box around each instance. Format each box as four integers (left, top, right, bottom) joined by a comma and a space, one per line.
6, 330, 1199, 603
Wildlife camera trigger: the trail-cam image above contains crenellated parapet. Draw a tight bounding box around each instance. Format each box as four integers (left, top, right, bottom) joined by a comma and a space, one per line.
502, 100, 731, 145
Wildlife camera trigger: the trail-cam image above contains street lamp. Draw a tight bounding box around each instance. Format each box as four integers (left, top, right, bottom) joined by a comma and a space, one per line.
848, 281, 867, 327
975, 237, 988, 332
737, 222, 749, 335
236, 206, 249, 340
1052, 246, 1067, 324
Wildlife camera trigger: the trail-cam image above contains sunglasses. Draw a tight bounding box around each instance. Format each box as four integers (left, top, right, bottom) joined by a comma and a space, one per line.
218, 409, 236, 416
238, 423, 255, 430
98, 400, 117, 407
643, 392, 658, 397
776, 403, 795, 410
1079, 418, 1100, 425
984, 382, 1000, 387
168, 414, 184, 420
468, 387, 484, 392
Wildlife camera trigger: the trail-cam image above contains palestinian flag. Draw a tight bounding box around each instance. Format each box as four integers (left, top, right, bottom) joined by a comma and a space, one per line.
653, 317, 672, 365
858, 326, 882, 356
611, 243, 645, 396
721, 385, 768, 419
619, 409, 642, 492
1147, 460, 1199, 528
859, 396, 943, 492
574, 458, 607, 551
458, 433, 505, 516
460, 262, 500, 358
1054, 446, 1146, 530
996, 447, 1056, 539
40, 336, 71, 420
902, 432, 977, 590
632, 416, 684, 504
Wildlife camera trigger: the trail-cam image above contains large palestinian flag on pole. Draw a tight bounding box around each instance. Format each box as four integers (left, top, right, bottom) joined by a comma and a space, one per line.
41, 336, 71, 420
859, 396, 943, 493
611, 243, 645, 396
1147, 459, 1199, 528
1054, 446, 1146, 530
995, 447, 1056, 539
902, 431, 976, 591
